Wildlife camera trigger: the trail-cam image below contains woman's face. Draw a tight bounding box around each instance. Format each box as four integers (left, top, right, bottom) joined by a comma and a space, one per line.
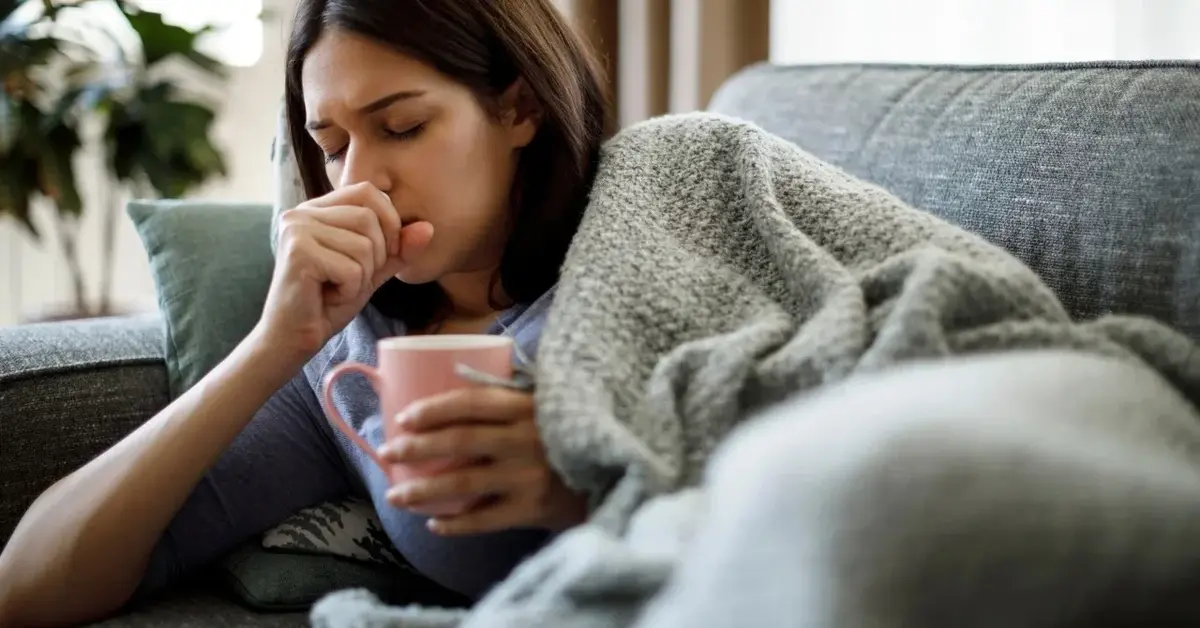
301, 29, 539, 286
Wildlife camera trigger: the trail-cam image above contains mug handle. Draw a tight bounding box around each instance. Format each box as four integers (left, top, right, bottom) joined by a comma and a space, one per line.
321, 362, 387, 471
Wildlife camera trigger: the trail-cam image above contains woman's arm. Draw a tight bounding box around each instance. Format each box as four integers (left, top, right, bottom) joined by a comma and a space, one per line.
0, 182, 414, 627
0, 328, 310, 627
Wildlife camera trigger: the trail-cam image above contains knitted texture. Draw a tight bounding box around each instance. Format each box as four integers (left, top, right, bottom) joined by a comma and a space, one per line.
311, 113, 1200, 628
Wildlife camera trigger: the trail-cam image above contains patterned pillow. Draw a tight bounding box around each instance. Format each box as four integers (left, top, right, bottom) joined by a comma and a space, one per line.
219, 496, 475, 611
261, 496, 406, 568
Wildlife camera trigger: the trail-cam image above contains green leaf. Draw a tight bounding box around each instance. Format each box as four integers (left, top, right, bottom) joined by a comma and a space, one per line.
139, 150, 186, 197
102, 82, 225, 197
119, 6, 195, 66
13, 97, 42, 155
187, 134, 226, 177
116, 5, 226, 76
0, 91, 16, 151
0, 95, 39, 235
0, 152, 40, 238
104, 98, 141, 181
36, 114, 82, 214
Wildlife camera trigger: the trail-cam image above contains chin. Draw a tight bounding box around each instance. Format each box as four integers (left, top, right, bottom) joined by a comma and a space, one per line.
393, 267, 441, 285
390, 245, 446, 285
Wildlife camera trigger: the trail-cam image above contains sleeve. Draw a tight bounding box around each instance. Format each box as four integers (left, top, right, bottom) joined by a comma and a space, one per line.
132, 370, 354, 600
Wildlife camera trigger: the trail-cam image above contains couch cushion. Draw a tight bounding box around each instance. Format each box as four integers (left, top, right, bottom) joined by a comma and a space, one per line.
709, 61, 1200, 340
0, 314, 168, 546
98, 585, 307, 627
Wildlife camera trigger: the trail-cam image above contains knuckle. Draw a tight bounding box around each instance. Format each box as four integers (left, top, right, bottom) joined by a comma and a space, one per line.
352, 235, 374, 262
277, 211, 304, 235
354, 204, 376, 223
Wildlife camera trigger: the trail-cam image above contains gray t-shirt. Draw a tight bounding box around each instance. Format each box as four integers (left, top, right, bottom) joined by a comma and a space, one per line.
138, 287, 557, 601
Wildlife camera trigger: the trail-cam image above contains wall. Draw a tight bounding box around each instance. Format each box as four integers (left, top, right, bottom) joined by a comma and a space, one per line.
0, 0, 296, 325
770, 0, 1200, 64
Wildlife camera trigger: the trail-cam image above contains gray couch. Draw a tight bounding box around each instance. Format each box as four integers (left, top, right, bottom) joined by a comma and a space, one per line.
2, 60, 1198, 626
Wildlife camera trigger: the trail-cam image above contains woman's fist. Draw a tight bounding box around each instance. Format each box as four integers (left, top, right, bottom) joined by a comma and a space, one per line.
258, 182, 433, 357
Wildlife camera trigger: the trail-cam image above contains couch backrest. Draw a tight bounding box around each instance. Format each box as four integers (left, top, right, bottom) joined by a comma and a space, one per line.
709, 61, 1200, 340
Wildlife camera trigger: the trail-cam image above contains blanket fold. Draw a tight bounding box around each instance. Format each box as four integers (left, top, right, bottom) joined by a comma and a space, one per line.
311, 113, 1200, 628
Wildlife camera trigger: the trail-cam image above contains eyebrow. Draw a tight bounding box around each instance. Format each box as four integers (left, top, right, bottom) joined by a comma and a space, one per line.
305, 90, 426, 131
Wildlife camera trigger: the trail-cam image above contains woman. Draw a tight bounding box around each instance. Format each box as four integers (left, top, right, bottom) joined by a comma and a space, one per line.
0, 0, 608, 624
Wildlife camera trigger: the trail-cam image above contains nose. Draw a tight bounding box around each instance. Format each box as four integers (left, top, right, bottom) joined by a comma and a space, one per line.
337, 139, 391, 193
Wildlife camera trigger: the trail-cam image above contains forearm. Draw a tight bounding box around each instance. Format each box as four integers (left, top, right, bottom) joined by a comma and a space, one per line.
0, 326, 310, 626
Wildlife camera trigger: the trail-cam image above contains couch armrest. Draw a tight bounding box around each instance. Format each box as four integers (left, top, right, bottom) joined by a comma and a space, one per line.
0, 314, 169, 547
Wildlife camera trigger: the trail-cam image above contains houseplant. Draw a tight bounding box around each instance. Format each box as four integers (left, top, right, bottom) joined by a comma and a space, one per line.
0, 0, 228, 320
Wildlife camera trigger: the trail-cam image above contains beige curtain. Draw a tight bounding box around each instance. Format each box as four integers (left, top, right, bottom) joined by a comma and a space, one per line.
558, 0, 770, 129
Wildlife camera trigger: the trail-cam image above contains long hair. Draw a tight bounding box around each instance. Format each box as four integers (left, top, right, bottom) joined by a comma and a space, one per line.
285, 0, 611, 329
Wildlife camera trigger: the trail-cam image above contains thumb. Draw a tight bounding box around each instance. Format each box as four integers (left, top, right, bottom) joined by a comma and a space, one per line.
371, 221, 434, 288
398, 221, 434, 264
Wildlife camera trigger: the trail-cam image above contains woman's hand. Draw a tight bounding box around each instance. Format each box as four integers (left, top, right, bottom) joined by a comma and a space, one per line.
258, 182, 434, 358
378, 387, 588, 535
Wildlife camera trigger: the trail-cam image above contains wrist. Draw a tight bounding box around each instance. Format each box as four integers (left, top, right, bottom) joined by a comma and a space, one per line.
245, 323, 320, 365
240, 324, 318, 377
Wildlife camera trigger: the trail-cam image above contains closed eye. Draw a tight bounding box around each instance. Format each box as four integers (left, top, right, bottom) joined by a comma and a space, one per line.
386, 122, 425, 142
323, 146, 346, 164
322, 124, 425, 164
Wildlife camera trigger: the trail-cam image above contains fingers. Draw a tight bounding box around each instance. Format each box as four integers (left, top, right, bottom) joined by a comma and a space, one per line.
305, 182, 401, 256
313, 246, 365, 304
379, 422, 541, 464
427, 496, 538, 536
276, 208, 379, 302
363, 220, 435, 289
397, 220, 434, 265
385, 461, 550, 517
298, 204, 388, 271
282, 183, 429, 288
310, 227, 375, 294
397, 387, 535, 432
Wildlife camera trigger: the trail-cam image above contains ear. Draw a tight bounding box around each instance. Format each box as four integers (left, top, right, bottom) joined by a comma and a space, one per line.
499, 77, 542, 150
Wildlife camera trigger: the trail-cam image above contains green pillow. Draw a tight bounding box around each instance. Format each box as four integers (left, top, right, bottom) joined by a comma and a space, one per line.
216, 542, 469, 613
126, 199, 275, 398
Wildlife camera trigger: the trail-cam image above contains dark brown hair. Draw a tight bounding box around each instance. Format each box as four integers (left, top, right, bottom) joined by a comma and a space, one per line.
285, 0, 611, 329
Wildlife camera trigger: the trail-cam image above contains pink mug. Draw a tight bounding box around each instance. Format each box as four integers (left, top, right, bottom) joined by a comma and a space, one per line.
322, 335, 514, 516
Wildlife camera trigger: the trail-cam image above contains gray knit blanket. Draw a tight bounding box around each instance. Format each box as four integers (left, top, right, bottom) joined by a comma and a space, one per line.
310, 113, 1200, 627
